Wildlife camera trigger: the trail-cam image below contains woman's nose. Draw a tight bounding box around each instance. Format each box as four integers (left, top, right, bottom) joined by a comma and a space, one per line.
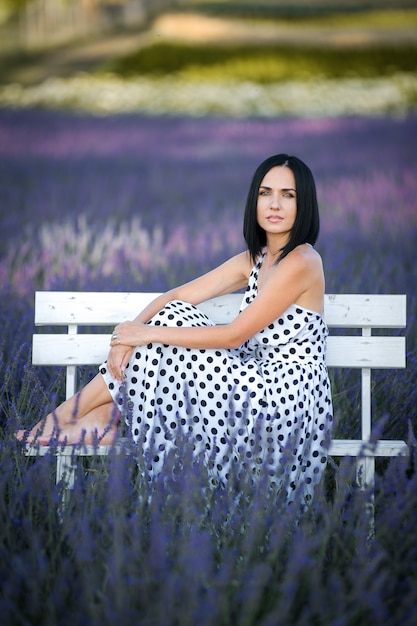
270, 193, 281, 208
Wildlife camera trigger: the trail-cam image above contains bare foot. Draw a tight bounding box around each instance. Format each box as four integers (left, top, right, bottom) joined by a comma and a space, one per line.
16, 403, 120, 446
35, 424, 118, 446
15, 414, 62, 444
15, 413, 69, 445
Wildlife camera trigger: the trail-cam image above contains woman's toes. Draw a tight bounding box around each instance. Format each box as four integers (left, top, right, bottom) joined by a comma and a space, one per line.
15, 429, 29, 442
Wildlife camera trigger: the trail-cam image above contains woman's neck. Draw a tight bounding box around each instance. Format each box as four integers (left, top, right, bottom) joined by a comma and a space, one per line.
264, 236, 288, 266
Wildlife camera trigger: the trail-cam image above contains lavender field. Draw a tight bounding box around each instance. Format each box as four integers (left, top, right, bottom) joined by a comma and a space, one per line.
1, 109, 417, 624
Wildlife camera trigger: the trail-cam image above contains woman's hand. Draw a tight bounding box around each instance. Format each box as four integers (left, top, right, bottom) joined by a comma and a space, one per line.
106, 344, 134, 383
110, 321, 150, 348
107, 322, 151, 382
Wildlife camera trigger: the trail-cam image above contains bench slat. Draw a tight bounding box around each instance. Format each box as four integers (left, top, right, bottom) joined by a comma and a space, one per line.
35, 291, 162, 326
324, 294, 406, 328
25, 438, 408, 458
35, 292, 407, 329
329, 439, 408, 457
327, 336, 405, 368
32, 334, 406, 369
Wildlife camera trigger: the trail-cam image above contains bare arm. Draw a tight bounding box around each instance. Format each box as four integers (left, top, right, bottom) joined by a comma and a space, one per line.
131, 251, 251, 324
106, 251, 251, 380
111, 246, 324, 354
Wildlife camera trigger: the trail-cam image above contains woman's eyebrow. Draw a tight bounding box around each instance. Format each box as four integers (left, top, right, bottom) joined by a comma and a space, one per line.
259, 185, 297, 192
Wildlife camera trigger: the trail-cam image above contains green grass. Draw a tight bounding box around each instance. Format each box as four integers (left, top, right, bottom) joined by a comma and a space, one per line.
281, 8, 417, 28
100, 41, 417, 82
176, 0, 417, 22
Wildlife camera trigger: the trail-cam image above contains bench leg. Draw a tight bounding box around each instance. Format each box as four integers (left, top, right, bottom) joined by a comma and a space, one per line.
56, 452, 77, 488
356, 457, 375, 540
356, 456, 375, 491
56, 452, 78, 514
56, 452, 77, 512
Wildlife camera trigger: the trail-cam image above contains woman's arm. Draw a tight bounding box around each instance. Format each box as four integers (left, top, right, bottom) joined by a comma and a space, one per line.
106, 251, 251, 380
111, 246, 324, 353
132, 251, 252, 324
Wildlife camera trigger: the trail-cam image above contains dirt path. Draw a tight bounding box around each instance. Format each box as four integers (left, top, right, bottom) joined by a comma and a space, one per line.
2, 11, 416, 86
153, 12, 417, 47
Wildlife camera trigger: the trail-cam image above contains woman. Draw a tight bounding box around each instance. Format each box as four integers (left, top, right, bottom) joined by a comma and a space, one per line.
18, 154, 333, 500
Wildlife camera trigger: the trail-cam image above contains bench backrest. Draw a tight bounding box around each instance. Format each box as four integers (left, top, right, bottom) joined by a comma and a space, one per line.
32, 291, 407, 450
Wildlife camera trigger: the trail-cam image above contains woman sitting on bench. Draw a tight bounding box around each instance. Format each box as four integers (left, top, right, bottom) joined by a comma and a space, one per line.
18, 154, 333, 501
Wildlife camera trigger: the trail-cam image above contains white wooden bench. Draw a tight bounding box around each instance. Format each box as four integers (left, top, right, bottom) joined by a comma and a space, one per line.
25, 291, 408, 492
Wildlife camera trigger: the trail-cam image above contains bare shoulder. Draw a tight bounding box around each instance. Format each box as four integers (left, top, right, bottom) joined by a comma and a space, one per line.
276, 244, 324, 313
283, 244, 323, 273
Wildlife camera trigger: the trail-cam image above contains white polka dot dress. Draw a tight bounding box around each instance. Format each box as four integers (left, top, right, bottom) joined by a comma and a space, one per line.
100, 253, 333, 501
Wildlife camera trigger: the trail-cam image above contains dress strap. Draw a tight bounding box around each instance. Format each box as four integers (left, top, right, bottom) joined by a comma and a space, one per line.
256, 250, 266, 270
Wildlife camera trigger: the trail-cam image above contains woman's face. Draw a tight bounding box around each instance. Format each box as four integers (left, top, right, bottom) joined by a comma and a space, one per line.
256, 165, 297, 242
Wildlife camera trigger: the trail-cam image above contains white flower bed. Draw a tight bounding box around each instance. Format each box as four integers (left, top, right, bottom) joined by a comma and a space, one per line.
0, 73, 416, 116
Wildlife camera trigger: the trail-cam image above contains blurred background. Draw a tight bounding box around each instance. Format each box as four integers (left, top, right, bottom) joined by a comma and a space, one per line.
0, 0, 171, 56
1, 0, 417, 55
0, 0, 416, 117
